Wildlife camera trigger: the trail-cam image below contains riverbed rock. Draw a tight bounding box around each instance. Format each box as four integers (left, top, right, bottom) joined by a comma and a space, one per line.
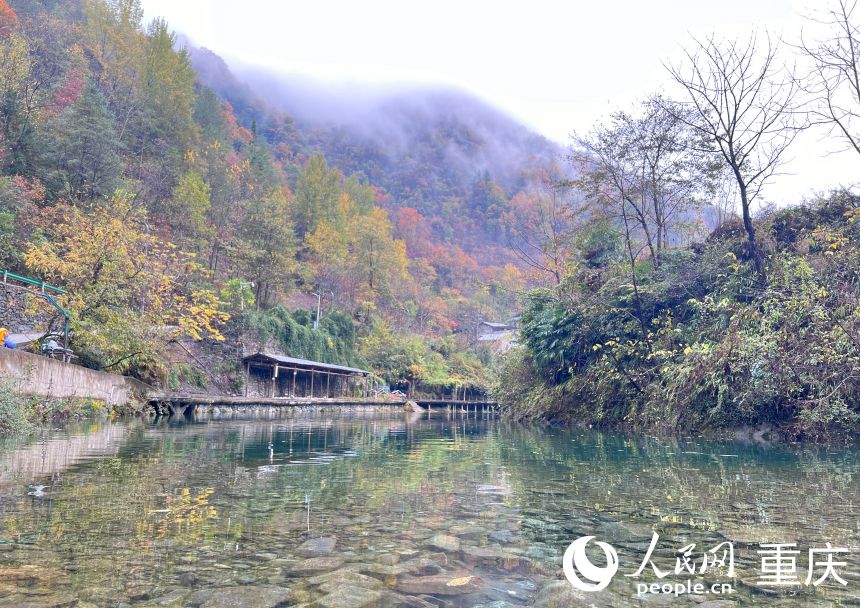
533, 580, 618, 608
316, 585, 383, 608
487, 529, 517, 544
460, 545, 537, 573
178, 572, 198, 587
0, 594, 79, 608
360, 556, 443, 579
359, 562, 409, 577
270, 510, 310, 533
448, 524, 487, 540
382, 594, 439, 608
153, 588, 189, 606
395, 573, 483, 596
402, 557, 444, 576
287, 556, 345, 575
296, 536, 337, 557
376, 552, 399, 565
461, 545, 500, 563
309, 569, 384, 592
425, 534, 460, 552
186, 588, 214, 606
199, 585, 292, 608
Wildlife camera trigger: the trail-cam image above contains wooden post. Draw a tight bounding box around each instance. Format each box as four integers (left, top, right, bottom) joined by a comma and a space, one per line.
326, 371, 331, 399
271, 364, 278, 397
310, 370, 315, 398
245, 362, 250, 397
292, 369, 297, 398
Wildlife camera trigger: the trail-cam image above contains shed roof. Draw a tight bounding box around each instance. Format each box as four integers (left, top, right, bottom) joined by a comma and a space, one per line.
480, 321, 510, 329
243, 352, 370, 376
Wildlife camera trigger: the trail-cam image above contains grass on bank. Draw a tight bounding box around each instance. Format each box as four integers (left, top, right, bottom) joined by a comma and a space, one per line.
0, 379, 140, 436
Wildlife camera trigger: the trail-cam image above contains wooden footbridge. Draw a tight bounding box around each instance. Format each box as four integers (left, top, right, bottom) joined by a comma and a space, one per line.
148, 394, 499, 416
150, 351, 497, 416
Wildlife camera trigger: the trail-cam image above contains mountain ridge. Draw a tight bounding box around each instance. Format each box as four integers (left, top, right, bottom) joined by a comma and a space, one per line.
187, 44, 563, 240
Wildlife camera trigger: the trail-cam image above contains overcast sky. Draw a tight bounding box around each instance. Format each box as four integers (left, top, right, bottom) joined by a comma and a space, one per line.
141, 0, 857, 206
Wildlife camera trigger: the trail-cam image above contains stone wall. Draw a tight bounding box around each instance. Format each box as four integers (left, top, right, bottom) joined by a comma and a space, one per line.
0, 283, 57, 333
0, 348, 142, 405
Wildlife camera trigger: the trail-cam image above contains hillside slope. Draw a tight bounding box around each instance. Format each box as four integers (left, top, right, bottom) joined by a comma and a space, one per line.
189, 47, 563, 249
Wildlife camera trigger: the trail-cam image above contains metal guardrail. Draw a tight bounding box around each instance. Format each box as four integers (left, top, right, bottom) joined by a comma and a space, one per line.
1, 269, 71, 349
2, 269, 66, 294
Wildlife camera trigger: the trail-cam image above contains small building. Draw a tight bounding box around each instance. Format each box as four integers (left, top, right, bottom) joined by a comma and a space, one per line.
477, 320, 512, 337
242, 352, 373, 399
476, 319, 518, 353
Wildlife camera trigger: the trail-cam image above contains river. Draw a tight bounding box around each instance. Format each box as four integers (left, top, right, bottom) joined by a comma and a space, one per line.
0, 409, 856, 607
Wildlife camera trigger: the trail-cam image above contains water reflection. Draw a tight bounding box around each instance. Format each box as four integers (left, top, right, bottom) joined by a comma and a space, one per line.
0, 411, 856, 606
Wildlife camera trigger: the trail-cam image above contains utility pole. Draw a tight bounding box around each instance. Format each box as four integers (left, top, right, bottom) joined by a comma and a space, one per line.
240, 280, 254, 311
313, 292, 321, 329
312, 291, 334, 330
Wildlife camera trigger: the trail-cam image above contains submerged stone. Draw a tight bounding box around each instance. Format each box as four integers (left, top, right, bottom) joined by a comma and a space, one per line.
448, 524, 487, 540
376, 552, 399, 565
402, 557, 444, 576
424, 534, 460, 552
154, 588, 189, 606
460, 545, 537, 573
316, 585, 383, 608
309, 568, 383, 592
533, 580, 618, 608
295, 536, 337, 557
487, 530, 517, 544
186, 589, 215, 606
287, 556, 346, 575
0, 595, 79, 608
395, 573, 483, 596
178, 572, 198, 587
199, 585, 292, 608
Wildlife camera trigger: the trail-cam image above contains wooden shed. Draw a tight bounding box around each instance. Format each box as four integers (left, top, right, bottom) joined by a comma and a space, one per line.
242, 352, 373, 399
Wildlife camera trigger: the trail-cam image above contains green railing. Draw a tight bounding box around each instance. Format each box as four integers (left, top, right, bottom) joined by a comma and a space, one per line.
1, 269, 71, 349
2, 269, 66, 294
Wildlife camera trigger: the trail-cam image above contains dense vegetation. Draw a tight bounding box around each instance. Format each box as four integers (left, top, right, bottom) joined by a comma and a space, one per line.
495, 194, 860, 437
493, 1, 860, 437
0, 0, 544, 394
3, 0, 859, 435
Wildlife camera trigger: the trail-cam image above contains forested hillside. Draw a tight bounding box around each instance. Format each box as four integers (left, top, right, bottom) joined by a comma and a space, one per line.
0, 0, 560, 393
189, 48, 563, 257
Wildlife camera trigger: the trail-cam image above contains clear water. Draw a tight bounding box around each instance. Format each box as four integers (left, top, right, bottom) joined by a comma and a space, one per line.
0, 408, 857, 607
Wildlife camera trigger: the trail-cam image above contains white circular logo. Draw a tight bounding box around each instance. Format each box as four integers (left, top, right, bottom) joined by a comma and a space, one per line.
563, 536, 619, 592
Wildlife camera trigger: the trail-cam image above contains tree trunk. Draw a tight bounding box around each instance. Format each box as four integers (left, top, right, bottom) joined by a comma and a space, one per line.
737, 178, 765, 280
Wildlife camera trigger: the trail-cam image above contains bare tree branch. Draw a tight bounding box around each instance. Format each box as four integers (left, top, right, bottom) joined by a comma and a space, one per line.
665, 32, 804, 278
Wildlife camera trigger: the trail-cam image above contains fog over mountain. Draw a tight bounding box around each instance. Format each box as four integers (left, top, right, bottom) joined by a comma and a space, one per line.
188, 45, 562, 213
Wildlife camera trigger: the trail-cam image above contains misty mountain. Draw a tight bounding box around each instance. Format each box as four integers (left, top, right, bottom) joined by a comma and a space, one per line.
188, 47, 562, 221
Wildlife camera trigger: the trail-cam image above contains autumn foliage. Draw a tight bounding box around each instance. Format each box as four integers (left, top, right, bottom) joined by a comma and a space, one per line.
0, 1, 17, 37
0, 0, 544, 390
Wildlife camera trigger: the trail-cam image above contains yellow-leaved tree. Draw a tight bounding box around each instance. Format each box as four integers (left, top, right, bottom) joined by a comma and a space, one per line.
303, 199, 409, 311
24, 190, 227, 377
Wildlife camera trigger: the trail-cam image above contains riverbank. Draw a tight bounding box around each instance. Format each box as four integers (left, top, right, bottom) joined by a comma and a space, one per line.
492, 192, 860, 440
0, 379, 145, 436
